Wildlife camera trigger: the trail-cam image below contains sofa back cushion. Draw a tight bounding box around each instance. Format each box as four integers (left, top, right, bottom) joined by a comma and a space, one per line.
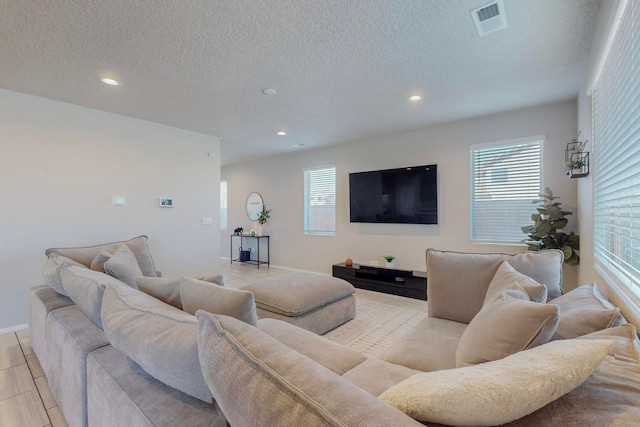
196, 311, 423, 427
101, 282, 211, 402
45, 235, 157, 277
426, 249, 564, 323
136, 275, 224, 309
60, 266, 126, 329
42, 254, 86, 296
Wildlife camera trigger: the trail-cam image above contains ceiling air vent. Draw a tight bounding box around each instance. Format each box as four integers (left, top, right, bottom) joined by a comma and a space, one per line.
471, 0, 507, 36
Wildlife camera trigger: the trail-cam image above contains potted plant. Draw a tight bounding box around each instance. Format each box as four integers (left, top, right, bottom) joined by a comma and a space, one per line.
521, 187, 580, 265
256, 205, 271, 236
383, 255, 395, 268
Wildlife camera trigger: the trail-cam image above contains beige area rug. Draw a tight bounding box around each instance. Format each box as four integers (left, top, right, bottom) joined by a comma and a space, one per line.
323, 298, 427, 358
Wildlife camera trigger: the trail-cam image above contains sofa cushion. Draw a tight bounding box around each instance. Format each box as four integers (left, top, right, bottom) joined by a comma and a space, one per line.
90, 250, 112, 273
483, 261, 547, 306
60, 266, 126, 329
342, 358, 423, 397
103, 245, 144, 287
551, 283, 622, 340
46, 235, 157, 277
135, 275, 224, 309
42, 254, 86, 296
426, 249, 563, 324
456, 290, 559, 367
180, 276, 257, 326
101, 282, 211, 402
380, 339, 613, 426
196, 311, 423, 427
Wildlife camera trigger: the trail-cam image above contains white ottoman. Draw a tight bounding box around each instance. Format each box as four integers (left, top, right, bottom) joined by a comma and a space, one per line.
243, 272, 356, 334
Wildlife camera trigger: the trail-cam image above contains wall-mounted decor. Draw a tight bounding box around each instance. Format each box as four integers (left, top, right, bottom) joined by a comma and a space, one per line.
245, 192, 264, 221
565, 132, 589, 178
159, 197, 173, 208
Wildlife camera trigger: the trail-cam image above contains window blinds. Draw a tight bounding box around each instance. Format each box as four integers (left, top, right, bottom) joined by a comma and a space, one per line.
304, 166, 336, 236
470, 139, 543, 243
593, 0, 640, 298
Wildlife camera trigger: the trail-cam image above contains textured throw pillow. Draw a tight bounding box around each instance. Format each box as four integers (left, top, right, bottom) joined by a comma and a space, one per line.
101, 282, 211, 402
180, 276, 257, 326
456, 291, 559, 367
483, 261, 548, 306
380, 339, 613, 426
551, 283, 622, 340
60, 265, 126, 329
90, 250, 112, 273
103, 245, 143, 287
196, 311, 423, 427
136, 275, 224, 309
42, 254, 86, 296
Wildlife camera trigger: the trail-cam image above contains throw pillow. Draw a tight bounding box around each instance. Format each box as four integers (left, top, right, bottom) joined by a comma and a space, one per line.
456, 291, 559, 367
60, 265, 126, 329
42, 254, 86, 296
180, 276, 257, 326
483, 261, 547, 306
551, 283, 621, 340
195, 311, 423, 427
45, 235, 157, 277
136, 275, 225, 309
101, 282, 212, 402
379, 339, 613, 426
103, 245, 143, 287
90, 250, 112, 273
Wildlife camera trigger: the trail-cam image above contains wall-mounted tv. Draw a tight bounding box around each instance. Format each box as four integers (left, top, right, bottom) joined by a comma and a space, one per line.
349, 164, 438, 225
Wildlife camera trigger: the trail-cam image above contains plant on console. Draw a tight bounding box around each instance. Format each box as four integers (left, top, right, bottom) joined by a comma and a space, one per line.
257, 206, 271, 225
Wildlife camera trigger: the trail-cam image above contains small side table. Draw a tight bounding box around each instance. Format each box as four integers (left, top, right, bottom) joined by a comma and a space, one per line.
230, 235, 270, 268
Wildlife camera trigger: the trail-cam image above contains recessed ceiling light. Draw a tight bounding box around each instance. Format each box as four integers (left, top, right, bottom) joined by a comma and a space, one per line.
409, 95, 422, 101
101, 78, 119, 86
277, 131, 287, 136
263, 88, 276, 95
292, 143, 306, 148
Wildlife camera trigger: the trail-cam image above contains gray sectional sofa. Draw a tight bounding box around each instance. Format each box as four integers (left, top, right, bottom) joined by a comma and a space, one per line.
30, 237, 640, 426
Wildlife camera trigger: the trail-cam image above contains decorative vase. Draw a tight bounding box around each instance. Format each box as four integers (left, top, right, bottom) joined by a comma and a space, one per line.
386, 261, 394, 269
257, 225, 263, 236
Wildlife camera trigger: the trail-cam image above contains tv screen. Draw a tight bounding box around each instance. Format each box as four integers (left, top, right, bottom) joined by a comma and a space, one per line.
349, 164, 438, 224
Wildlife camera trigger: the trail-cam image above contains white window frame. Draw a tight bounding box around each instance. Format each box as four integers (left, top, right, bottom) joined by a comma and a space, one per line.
304, 165, 336, 236
220, 180, 227, 230
591, 0, 640, 305
470, 136, 544, 245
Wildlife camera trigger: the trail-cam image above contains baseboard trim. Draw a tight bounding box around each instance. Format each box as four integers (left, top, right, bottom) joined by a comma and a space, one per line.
0, 323, 28, 335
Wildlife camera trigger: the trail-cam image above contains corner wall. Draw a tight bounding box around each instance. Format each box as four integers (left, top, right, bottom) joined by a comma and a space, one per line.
0, 89, 221, 330
222, 100, 578, 285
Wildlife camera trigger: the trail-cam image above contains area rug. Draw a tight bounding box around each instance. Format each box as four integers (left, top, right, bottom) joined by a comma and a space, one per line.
323, 297, 427, 358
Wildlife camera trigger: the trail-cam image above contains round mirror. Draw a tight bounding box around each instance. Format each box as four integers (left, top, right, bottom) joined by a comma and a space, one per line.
245, 192, 264, 221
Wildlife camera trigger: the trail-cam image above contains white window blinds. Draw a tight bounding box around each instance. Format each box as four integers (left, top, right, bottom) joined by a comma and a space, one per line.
593, 0, 640, 299
304, 166, 336, 236
220, 180, 227, 230
470, 138, 543, 244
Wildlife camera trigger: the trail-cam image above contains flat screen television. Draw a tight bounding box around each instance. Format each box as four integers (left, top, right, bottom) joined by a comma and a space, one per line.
349, 164, 438, 224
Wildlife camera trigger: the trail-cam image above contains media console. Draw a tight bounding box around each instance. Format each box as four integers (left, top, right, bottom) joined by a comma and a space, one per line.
332, 262, 427, 300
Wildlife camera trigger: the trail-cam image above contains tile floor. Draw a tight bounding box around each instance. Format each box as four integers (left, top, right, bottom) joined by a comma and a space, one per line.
0, 261, 427, 426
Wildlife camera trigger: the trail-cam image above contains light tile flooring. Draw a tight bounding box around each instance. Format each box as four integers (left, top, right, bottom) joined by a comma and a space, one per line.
0, 262, 427, 426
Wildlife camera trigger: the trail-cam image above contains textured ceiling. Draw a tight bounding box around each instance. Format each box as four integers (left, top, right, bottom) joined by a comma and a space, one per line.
0, 0, 600, 165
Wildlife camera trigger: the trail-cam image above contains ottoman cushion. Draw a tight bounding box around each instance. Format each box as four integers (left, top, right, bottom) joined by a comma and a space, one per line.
243, 272, 355, 316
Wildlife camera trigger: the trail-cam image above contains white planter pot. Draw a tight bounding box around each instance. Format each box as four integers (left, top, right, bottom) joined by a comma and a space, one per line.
386, 261, 394, 269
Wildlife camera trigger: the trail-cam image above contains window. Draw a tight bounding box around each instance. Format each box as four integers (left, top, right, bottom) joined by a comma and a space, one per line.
220, 180, 227, 230
592, 0, 640, 299
470, 137, 543, 244
304, 166, 336, 236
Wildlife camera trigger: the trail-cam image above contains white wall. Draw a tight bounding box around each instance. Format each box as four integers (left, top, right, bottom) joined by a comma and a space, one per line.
576, 0, 640, 327
0, 89, 221, 330
222, 100, 578, 287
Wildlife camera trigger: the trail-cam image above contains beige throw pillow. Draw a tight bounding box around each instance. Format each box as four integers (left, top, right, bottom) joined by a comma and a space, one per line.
551, 283, 622, 340
456, 290, 559, 367
180, 276, 257, 326
380, 339, 613, 426
483, 261, 547, 306
136, 275, 224, 309
90, 250, 112, 273
103, 245, 143, 287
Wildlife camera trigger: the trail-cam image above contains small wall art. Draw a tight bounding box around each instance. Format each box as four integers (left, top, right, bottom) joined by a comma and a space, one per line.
159, 197, 173, 208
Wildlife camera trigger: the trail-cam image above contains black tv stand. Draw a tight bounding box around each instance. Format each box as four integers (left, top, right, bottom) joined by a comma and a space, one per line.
332, 263, 427, 300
